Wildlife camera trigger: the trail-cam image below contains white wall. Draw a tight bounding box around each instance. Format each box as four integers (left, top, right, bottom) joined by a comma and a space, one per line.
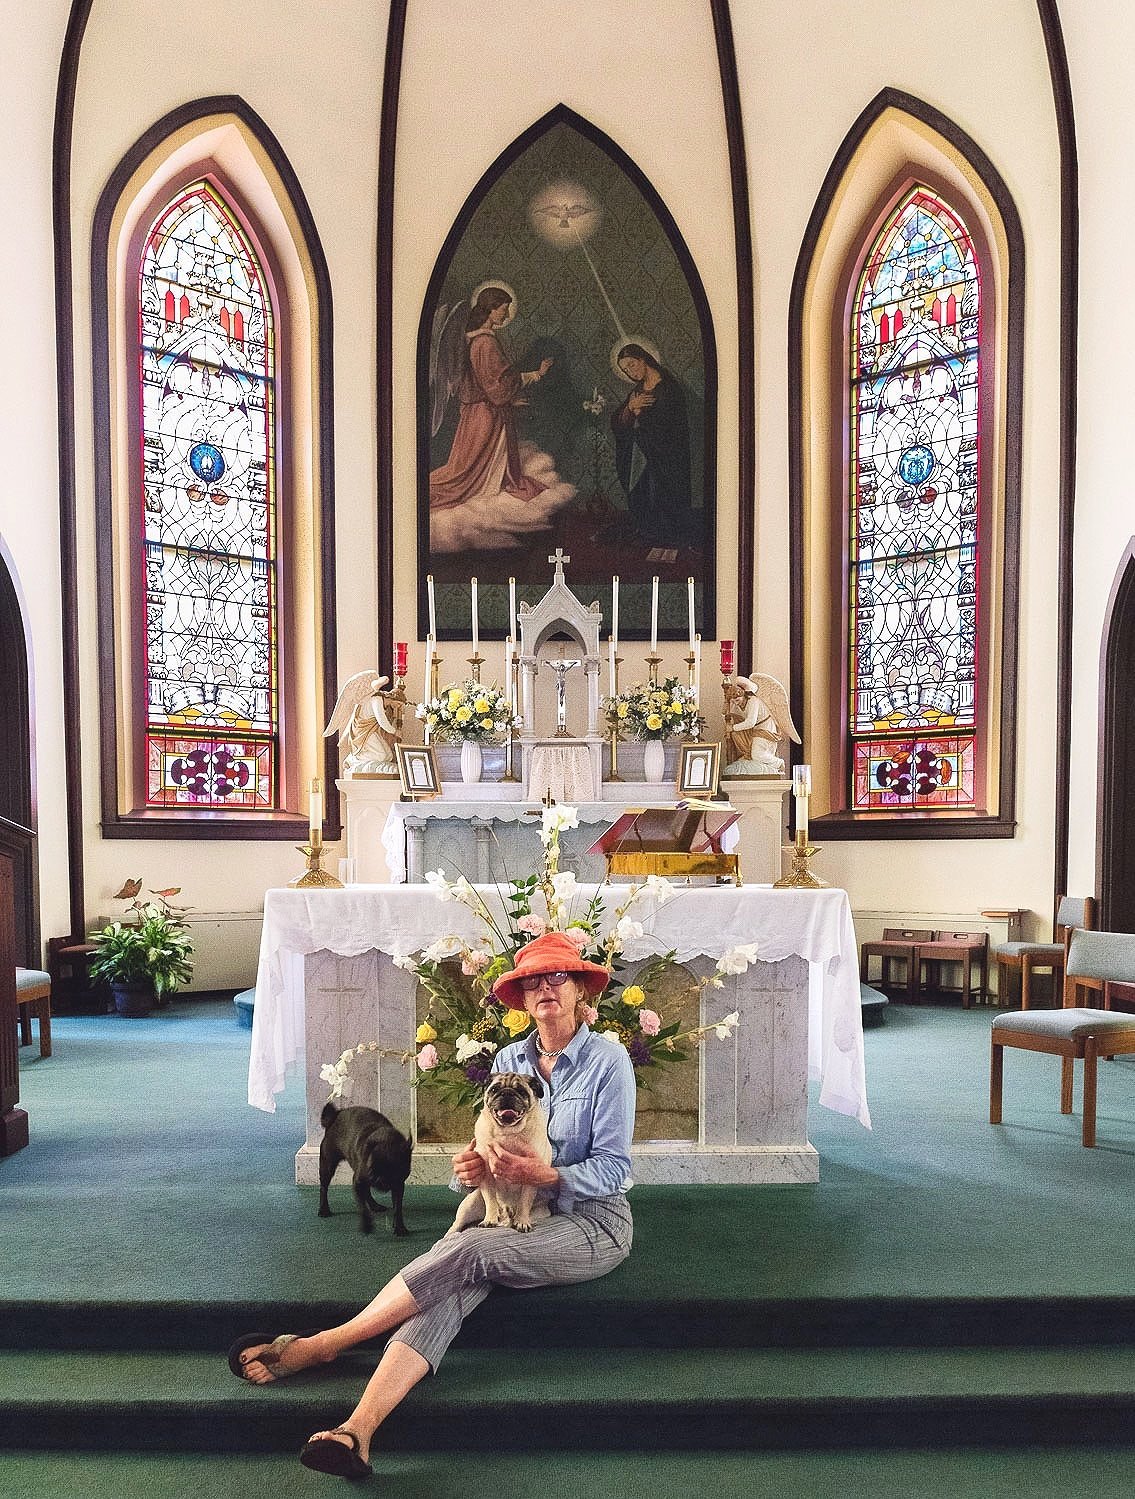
1, 0, 1069, 948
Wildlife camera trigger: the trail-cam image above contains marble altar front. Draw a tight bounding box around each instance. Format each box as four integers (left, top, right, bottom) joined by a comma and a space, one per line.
248, 884, 870, 1188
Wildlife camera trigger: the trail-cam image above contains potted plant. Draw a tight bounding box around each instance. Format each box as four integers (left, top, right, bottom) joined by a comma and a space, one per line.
88, 881, 194, 1017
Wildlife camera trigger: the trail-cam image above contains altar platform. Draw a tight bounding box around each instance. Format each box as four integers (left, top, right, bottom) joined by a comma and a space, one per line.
248, 881, 869, 1188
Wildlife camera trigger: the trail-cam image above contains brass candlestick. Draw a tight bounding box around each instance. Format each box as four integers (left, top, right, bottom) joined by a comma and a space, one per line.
501, 654, 521, 781
646, 651, 662, 685
289, 835, 344, 890
685, 650, 696, 692
429, 648, 441, 701
606, 651, 624, 782
773, 829, 827, 889
468, 650, 484, 683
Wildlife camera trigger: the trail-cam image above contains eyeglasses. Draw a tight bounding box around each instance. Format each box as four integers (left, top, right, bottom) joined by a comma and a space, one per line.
519, 970, 573, 991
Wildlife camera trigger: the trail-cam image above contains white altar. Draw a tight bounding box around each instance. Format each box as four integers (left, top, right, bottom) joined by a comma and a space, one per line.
248, 883, 870, 1187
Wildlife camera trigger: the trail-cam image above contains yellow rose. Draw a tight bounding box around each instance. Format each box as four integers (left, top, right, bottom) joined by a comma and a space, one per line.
455, 705, 473, 723
447, 688, 464, 710
621, 984, 645, 1007
646, 713, 663, 732
474, 697, 490, 714
669, 700, 683, 714
426, 713, 438, 726
415, 1021, 437, 1044
480, 717, 493, 730
617, 702, 629, 718
502, 1008, 532, 1036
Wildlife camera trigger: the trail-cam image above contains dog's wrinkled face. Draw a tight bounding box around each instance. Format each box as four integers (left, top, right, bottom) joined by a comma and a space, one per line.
484, 1072, 543, 1130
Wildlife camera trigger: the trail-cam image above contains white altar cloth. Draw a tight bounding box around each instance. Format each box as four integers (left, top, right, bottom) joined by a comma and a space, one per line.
248, 883, 870, 1129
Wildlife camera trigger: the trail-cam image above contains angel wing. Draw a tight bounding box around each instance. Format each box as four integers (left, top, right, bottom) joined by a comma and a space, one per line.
323, 672, 389, 740
748, 673, 801, 744
430, 300, 470, 437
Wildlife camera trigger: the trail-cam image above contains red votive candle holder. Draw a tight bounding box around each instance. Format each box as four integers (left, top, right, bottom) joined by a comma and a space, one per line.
720, 639, 735, 676
394, 641, 408, 677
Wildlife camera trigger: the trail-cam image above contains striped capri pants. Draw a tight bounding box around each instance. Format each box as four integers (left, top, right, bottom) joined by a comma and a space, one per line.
391, 1194, 632, 1372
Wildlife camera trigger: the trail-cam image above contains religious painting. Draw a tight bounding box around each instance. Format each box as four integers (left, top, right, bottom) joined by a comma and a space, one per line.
417, 105, 716, 644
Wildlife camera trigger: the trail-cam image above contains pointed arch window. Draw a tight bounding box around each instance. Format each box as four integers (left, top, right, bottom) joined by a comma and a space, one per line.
138, 181, 278, 809
848, 187, 981, 813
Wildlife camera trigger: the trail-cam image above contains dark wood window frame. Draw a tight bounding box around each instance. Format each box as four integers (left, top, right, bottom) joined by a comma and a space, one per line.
91, 98, 340, 841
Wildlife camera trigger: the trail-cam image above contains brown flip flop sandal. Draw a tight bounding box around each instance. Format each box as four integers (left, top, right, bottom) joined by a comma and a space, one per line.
299, 1426, 372, 1480
226, 1332, 300, 1382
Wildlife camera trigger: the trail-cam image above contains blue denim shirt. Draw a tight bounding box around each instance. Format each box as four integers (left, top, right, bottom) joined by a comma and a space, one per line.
492, 1024, 636, 1213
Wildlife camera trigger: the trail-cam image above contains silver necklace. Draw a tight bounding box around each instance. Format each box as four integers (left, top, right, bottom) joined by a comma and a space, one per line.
536, 1041, 567, 1058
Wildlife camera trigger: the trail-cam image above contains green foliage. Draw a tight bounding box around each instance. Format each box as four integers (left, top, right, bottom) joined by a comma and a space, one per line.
88, 885, 194, 996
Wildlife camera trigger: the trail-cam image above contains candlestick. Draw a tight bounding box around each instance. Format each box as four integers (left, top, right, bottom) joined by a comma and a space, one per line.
607, 650, 623, 782
509, 576, 517, 642
792, 762, 811, 844
427, 574, 437, 639
650, 575, 659, 655
423, 633, 434, 704
608, 635, 616, 699
694, 633, 701, 704
471, 576, 479, 653
308, 776, 323, 848
687, 576, 695, 653
611, 575, 619, 651
720, 638, 735, 677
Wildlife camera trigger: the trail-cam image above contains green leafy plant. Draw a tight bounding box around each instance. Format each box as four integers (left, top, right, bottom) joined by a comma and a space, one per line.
88, 880, 194, 997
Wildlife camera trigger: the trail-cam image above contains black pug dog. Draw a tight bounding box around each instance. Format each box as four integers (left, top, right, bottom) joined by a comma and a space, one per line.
318, 1102, 411, 1236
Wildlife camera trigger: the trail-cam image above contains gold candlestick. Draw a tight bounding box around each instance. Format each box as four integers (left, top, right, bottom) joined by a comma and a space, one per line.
685, 650, 696, 692
646, 651, 662, 685
429, 648, 441, 701
501, 653, 521, 781
289, 836, 344, 889
773, 829, 827, 889
468, 651, 484, 683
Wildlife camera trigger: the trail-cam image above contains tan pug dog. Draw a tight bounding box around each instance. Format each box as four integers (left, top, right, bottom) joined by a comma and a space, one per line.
450, 1073, 553, 1234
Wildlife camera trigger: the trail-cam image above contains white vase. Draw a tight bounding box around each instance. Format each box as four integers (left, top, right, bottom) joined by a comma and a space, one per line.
460, 739, 483, 784
642, 738, 666, 784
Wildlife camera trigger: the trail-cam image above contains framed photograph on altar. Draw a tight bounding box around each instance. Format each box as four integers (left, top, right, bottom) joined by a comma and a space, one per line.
416, 105, 716, 646
396, 744, 440, 800
677, 742, 720, 799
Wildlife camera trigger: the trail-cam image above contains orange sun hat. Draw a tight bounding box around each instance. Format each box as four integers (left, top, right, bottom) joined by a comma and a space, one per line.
492, 930, 611, 1008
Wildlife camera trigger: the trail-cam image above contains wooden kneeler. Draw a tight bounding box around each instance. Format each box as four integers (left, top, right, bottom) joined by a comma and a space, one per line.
990, 1009, 1135, 1147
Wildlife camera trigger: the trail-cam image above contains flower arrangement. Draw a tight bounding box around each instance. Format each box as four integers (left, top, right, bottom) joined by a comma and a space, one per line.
322, 805, 747, 1113
415, 679, 518, 744
604, 677, 704, 742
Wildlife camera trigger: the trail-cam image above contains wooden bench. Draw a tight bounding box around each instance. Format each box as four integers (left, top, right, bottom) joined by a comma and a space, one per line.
859, 928, 933, 1001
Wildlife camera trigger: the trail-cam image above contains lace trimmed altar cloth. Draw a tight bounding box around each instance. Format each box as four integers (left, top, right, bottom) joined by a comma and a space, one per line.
248, 883, 870, 1133
527, 742, 595, 802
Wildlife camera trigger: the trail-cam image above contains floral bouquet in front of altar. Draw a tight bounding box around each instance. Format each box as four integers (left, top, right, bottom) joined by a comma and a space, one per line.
604, 677, 704, 741
414, 679, 519, 744
320, 804, 748, 1113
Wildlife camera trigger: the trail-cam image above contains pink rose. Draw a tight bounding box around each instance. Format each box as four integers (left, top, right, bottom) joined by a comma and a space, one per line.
461, 951, 491, 975
517, 915, 547, 937
416, 1044, 439, 1071
563, 927, 590, 951
638, 1009, 661, 1036
578, 1004, 599, 1025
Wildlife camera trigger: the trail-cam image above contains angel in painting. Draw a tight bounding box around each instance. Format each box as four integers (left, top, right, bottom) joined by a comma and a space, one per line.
428, 284, 575, 553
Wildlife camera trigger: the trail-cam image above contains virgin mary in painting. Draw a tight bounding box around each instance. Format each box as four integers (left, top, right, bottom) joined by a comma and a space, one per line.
428, 285, 575, 553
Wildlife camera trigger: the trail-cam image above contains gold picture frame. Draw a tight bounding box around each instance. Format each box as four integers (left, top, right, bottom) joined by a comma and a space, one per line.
395, 743, 440, 799
677, 741, 721, 799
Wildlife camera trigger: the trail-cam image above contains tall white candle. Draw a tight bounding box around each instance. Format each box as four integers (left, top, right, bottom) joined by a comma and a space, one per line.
426, 574, 437, 639
793, 763, 811, 843
424, 633, 434, 701
609, 635, 616, 699
504, 635, 514, 713
611, 575, 619, 651
471, 576, 479, 653
308, 777, 323, 845
650, 575, 659, 654
687, 577, 696, 652
508, 576, 517, 641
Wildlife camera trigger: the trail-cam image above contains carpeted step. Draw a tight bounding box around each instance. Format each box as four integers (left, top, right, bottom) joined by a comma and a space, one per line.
5, 1346, 1135, 1454
5, 1293, 1135, 1353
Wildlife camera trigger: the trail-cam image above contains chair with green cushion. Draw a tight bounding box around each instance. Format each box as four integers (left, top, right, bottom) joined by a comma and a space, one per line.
990, 930, 1135, 1147
992, 895, 1095, 1010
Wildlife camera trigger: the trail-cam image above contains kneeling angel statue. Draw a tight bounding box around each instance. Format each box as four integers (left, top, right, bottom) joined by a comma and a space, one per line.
324, 671, 406, 777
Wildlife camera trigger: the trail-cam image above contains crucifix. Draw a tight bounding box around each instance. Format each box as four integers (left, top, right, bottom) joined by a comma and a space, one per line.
545, 643, 581, 737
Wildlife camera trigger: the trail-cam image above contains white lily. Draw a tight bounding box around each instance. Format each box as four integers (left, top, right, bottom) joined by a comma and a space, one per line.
552, 870, 579, 902
714, 1010, 741, 1040
615, 916, 645, 942
597, 1028, 622, 1045
391, 952, 420, 973
422, 934, 466, 963
424, 869, 454, 900
716, 942, 761, 976
540, 804, 580, 843
642, 874, 678, 906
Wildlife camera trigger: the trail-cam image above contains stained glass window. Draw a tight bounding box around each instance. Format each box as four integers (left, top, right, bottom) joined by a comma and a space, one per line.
138, 182, 278, 809
848, 187, 980, 812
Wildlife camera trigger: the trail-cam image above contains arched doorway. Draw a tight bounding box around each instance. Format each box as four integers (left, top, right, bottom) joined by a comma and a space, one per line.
1098, 540, 1135, 932
0, 549, 38, 964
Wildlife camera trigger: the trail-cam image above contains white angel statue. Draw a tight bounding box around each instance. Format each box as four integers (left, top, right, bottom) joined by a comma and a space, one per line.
324, 672, 406, 777
721, 673, 801, 778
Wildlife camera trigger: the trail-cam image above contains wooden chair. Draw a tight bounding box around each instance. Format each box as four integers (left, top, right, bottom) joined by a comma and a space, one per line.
917, 930, 989, 1009
15, 968, 51, 1058
859, 928, 934, 1001
991, 930, 1135, 1146
992, 895, 1095, 1010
